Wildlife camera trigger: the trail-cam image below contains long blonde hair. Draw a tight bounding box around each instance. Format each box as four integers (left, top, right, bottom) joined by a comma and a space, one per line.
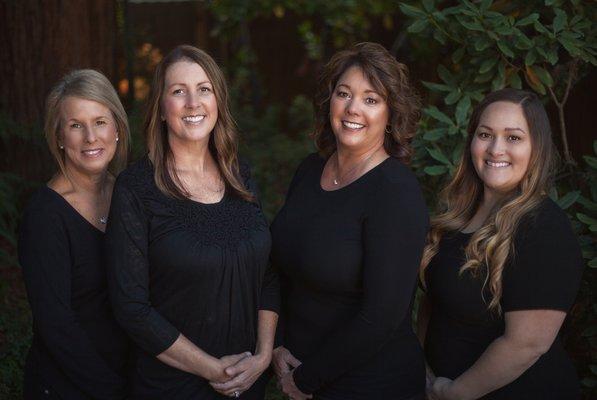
144, 45, 253, 202
420, 89, 556, 313
44, 69, 130, 176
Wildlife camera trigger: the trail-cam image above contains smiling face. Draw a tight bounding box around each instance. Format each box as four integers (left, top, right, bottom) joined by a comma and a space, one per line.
471, 101, 532, 197
329, 66, 389, 153
59, 96, 118, 176
161, 60, 218, 146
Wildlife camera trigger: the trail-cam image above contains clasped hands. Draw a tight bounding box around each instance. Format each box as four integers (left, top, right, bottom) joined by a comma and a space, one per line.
208, 351, 270, 398
426, 367, 459, 400
272, 346, 312, 400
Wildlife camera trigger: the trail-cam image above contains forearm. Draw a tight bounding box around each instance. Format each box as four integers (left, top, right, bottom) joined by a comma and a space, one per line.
255, 310, 278, 362
449, 336, 544, 400
157, 333, 221, 380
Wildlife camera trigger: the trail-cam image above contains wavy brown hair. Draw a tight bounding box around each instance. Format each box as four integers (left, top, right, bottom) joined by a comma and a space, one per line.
312, 42, 421, 163
144, 45, 253, 201
45, 69, 129, 177
420, 89, 556, 313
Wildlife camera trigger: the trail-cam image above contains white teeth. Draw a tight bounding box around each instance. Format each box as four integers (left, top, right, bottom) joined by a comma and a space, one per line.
82, 149, 102, 156
486, 160, 510, 168
182, 115, 205, 123
342, 121, 365, 129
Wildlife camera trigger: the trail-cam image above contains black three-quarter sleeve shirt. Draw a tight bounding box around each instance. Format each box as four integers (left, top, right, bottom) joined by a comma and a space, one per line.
424, 198, 583, 399
18, 186, 129, 399
271, 153, 429, 400
105, 156, 278, 400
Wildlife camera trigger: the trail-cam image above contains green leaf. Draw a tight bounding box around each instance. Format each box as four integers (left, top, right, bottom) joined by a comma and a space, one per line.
474, 36, 493, 51
424, 165, 448, 176
559, 37, 581, 56
456, 16, 484, 32
553, 8, 567, 33
422, 0, 434, 12
546, 47, 558, 65
445, 90, 462, 105
399, 3, 426, 18
497, 40, 514, 58
514, 32, 533, 50
452, 142, 465, 163
584, 155, 597, 169
479, 58, 498, 74
508, 71, 522, 89
534, 20, 549, 34
589, 258, 597, 269
423, 128, 445, 141
422, 81, 452, 92
408, 19, 429, 33
593, 140, 597, 156
557, 191, 580, 209
452, 46, 466, 64
590, 365, 597, 375
424, 106, 454, 125
427, 147, 452, 165
577, 213, 597, 226
582, 378, 597, 388
437, 65, 455, 85
455, 96, 471, 126
533, 66, 554, 87
480, 0, 492, 12
516, 13, 539, 27
474, 70, 495, 83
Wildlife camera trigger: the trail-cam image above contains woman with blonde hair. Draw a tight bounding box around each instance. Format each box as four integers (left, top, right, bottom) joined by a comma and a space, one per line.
419, 88, 583, 400
105, 45, 278, 399
19, 69, 130, 399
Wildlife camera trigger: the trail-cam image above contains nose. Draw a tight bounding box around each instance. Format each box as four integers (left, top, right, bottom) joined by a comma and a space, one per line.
84, 125, 98, 144
185, 91, 200, 109
345, 98, 360, 116
487, 136, 506, 157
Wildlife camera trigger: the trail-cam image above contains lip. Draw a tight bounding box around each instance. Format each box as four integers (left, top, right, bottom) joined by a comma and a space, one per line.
81, 148, 104, 158
485, 160, 511, 168
341, 120, 365, 130
182, 115, 206, 124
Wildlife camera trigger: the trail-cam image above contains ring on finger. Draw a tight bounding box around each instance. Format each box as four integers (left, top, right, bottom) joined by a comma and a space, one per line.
233, 390, 240, 398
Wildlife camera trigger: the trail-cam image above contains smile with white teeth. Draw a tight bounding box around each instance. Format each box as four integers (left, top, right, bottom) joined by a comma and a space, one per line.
342, 120, 365, 130
182, 115, 206, 123
81, 149, 103, 157
485, 160, 511, 168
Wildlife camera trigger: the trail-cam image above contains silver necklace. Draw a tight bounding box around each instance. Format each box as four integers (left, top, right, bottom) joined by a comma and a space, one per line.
332, 150, 379, 185
99, 216, 108, 224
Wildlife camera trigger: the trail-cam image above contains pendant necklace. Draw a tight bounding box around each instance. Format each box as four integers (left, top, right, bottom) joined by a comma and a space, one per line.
333, 149, 380, 186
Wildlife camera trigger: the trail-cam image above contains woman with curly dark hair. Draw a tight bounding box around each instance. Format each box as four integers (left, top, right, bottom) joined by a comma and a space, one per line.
270, 42, 428, 400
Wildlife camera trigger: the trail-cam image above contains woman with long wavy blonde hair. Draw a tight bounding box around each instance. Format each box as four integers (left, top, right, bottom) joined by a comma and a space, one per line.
105, 45, 278, 399
419, 89, 583, 400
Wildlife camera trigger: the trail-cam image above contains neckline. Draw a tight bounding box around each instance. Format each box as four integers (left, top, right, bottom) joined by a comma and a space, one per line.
318, 156, 391, 193
42, 186, 106, 235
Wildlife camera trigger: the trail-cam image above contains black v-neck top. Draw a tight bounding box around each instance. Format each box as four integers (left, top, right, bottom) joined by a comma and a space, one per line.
424, 198, 583, 399
270, 153, 429, 399
18, 186, 129, 399
105, 156, 279, 399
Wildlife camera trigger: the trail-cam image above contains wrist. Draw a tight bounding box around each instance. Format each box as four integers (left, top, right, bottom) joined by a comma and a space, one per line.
443, 380, 466, 400
254, 349, 272, 369
200, 356, 224, 381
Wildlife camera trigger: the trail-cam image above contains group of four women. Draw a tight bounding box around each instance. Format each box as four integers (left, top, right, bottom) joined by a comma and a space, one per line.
18, 42, 583, 400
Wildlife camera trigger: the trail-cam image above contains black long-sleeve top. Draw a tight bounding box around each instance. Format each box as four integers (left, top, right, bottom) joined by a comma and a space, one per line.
424, 198, 583, 399
270, 153, 429, 399
18, 186, 129, 399
105, 156, 279, 399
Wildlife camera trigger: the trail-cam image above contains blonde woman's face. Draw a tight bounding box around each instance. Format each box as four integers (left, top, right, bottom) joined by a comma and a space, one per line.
161, 61, 218, 146
471, 101, 532, 197
59, 96, 118, 176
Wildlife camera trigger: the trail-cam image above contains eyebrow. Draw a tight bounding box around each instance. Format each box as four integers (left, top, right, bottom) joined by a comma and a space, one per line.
167, 81, 212, 89
478, 125, 527, 134
336, 83, 380, 95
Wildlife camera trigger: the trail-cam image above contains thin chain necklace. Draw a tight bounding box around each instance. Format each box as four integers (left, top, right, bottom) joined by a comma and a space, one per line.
332, 148, 381, 186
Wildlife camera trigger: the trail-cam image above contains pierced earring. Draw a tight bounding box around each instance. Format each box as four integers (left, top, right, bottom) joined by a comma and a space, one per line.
385, 125, 392, 134
59, 144, 64, 149
116, 136, 119, 142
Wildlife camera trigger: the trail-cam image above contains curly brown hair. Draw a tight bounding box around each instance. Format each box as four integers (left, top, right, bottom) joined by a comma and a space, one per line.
312, 42, 421, 163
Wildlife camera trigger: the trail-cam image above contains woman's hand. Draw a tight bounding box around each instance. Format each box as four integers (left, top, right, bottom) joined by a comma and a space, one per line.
428, 376, 457, 400
206, 352, 252, 383
279, 370, 312, 400
271, 346, 301, 378
209, 352, 270, 397
426, 364, 436, 393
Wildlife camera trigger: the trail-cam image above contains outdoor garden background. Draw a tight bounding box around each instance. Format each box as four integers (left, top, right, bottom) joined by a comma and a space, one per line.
0, 1, 595, 398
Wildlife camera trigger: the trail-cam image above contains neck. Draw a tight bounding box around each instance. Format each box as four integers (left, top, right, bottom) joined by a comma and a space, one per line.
62, 163, 109, 195
169, 134, 214, 173
335, 142, 385, 172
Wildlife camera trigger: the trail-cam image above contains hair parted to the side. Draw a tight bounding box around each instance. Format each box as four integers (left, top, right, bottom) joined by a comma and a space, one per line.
144, 44, 253, 202
44, 69, 130, 176
419, 88, 556, 314
312, 42, 421, 163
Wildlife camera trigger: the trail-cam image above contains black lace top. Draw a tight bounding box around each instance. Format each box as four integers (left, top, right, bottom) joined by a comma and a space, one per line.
105, 156, 279, 399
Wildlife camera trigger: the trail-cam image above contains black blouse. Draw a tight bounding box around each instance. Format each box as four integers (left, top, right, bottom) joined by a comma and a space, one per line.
105, 156, 278, 399
424, 198, 583, 399
271, 153, 429, 399
18, 186, 129, 399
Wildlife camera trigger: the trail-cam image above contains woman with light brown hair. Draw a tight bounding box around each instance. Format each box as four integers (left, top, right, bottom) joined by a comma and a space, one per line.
270, 42, 428, 400
18, 69, 130, 399
419, 88, 583, 400
105, 45, 278, 399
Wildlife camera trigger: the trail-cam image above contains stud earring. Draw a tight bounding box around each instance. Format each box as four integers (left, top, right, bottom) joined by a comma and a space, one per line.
59, 144, 64, 149
116, 136, 119, 142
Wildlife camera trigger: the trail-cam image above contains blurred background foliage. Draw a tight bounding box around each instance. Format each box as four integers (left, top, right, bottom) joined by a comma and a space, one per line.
0, 0, 595, 398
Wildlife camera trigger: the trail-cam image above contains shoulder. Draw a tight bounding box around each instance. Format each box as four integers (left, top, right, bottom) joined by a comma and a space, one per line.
19, 187, 68, 242
114, 155, 153, 193
21, 186, 64, 223
517, 197, 575, 242
377, 157, 420, 187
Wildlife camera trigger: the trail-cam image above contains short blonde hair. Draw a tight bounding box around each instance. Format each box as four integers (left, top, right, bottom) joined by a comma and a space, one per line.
44, 69, 129, 176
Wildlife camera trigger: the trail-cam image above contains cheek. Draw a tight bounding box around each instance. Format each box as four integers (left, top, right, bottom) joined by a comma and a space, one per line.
162, 97, 179, 118
470, 138, 485, 163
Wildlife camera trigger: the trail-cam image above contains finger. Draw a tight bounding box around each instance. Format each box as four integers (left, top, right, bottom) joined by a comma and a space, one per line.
286, 353, 302, 369
215, 370, 251, 393
225, 356, 255, 377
